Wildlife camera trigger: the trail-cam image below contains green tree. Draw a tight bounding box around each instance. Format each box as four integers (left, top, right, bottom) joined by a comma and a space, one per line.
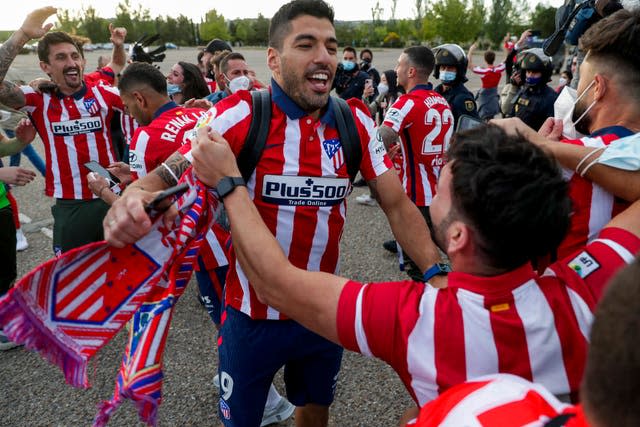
56, 9, 81, 35
250, 14, 270, 46
80, 6, 110, 43
422, 0, 485, 44
199, 9, 230, 43
114, 0, 134, 39
530, 4, 557, 37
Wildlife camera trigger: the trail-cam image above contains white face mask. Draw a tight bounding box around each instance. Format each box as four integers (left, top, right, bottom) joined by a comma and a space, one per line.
598, 133, 640, 171
558, 77, 567, 86
227, 75, 251, 94
553, 80, 596, 139
377, 83, 389, 96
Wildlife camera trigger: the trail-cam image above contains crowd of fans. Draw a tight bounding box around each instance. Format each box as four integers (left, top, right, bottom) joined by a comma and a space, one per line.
1, 1, 640, 426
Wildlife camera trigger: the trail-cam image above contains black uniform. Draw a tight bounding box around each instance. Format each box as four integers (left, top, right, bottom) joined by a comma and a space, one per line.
510, 84, 558, 131
435, 82, 479, 124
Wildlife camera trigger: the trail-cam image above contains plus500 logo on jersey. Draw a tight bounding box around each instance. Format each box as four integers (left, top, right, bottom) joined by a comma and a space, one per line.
51, 117, 103, 136
262, 175, 350, 207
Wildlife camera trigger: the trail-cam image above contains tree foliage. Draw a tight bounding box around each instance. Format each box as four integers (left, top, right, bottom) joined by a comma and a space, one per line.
530, 4, 558, 37
199, 9, 230, 43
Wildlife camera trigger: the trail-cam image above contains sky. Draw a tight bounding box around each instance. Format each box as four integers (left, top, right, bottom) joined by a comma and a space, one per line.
0, 0, 565, 31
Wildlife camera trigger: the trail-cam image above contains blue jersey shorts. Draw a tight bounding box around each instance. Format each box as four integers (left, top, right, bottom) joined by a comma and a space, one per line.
217, 306, 343, 426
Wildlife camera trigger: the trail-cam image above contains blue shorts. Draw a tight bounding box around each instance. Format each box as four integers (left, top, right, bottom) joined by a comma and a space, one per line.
195, 256, 228, 326
217, 306, 343, 426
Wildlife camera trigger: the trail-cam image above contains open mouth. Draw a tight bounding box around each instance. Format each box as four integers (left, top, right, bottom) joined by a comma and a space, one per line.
64, 69, 80, 79
307, 72, 330, 92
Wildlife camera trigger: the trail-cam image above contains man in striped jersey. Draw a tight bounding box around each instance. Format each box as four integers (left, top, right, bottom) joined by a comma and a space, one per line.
0, 7, 127, 255
104, 1, 441, 425
192, 123, 640, 421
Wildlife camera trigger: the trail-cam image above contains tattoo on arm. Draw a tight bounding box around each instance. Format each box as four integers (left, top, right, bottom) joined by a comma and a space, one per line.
0, 31, 28, 83
153, 152, 191, 186
0, 80, 26, 109
378, 125, 399, 150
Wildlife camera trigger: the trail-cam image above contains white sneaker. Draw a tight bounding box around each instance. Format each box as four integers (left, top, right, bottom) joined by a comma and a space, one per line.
16, 229, 28, 252
0, 330, 22, 351
261, 396, 295, 426
355, 194, 376, 206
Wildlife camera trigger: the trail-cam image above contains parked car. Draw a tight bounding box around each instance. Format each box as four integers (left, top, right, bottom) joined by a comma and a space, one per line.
165, 42, 178, 49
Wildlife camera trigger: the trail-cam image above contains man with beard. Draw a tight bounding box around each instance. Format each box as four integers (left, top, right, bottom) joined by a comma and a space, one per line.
103, 1, 440, 425
495, 8, 640, 263
0, 7, 126, 255
188, 122, 640, 423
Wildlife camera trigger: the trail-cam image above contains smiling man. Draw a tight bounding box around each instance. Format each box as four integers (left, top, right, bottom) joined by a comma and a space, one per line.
0, 7, 126, 254
103, 0, 441, 425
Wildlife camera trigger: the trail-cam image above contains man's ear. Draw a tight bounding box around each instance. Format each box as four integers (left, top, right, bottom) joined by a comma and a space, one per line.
133, 91, 146, 108
267, 47, 280, 75
446, 221, 470, 256
39, 61, 51, 75
594, 74, 607, 101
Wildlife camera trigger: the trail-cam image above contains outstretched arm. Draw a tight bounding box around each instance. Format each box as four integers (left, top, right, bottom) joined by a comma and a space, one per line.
191, 126, 348, 343
0, 7, 56, 109
0, 118, 36, 156
106, 23, 127, 76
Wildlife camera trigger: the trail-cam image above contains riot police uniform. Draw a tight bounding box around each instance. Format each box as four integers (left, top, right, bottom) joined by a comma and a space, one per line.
509, 48, 558, 130
433, 44, 479, 124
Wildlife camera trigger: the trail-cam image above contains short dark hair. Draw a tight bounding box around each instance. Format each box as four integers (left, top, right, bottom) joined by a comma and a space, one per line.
37, 32, 82, 63
580, 9, 640, 100
118, 62, 167, 95
177, 61, 210, 100
360, 48, 373, 59
220, 52, 246, 75
484, 50, 496, 65
269, 0, 335, 50
343, 46, 357, 56
403, 46, 435, 80
447, 125, 570, 270
582, 258, 640, 426
197, 50, 205, 64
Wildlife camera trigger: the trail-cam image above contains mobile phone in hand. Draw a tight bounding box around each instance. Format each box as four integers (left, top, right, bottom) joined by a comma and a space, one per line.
456, 114, 485, 132
144, 183, 190, 214
84, 161, 120, 188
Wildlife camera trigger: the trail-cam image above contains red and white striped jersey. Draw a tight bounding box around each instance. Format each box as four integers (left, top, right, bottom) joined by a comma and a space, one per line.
383, 86, 453, 206
557, 127, 634, 260
472, 63, 506, 89
337, 227, 640, 405
182, 81, 392, 319
128, 103, 204, 181
20, 82, 123, 199
205, 78, 217, 93
408, 374, 586, 427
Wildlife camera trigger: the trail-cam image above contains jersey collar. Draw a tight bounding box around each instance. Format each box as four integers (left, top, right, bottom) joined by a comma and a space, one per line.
447, 262, 537, 296
590, 125, 634, 138
271, 78, 336, 127
410, 83, 433, 93
153, 101, 179, 119
56, 82, 87, 100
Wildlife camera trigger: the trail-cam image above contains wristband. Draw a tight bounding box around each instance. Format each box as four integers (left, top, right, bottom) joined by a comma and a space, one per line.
422, 262, 452, 282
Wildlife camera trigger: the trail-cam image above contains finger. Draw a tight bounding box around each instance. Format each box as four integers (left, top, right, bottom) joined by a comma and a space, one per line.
162, 205, 179, 229
109, 22, 114, 33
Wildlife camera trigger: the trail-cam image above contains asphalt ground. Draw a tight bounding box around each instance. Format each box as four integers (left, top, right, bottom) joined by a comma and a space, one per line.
0, 47, 562, 426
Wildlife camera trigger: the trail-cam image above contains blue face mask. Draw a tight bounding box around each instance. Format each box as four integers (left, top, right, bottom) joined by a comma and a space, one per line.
597, 133, 640, 170
526, 76, 542, 86
167, 83, 181, 96
440, 70, 457, 83
341, 60, 356, 72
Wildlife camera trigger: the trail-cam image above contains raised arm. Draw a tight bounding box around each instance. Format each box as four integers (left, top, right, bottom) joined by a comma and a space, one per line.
467, 42, 477, 70
190, 127, 347, 343
0, 118, 36, 157
0, 7, 56, 109
106, 23, 127, 76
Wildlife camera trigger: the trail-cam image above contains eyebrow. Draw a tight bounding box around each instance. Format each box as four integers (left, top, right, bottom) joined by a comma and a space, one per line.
293, 34, 338, 45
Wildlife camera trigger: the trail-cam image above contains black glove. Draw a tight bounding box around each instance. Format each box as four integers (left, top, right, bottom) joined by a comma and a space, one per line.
130, 34, 167, 64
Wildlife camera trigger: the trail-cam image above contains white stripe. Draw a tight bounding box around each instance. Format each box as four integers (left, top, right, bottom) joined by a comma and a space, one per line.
587, 184, 614, 243
593, 237, 635, 263
145, 309, 172, 366
236, 258, 252, 315
356, 108, 389, 176
354, 284, 373, 357
417, 163, 433, 205
58, 272, 107, 318
457, 289, 499, 379
131, 130, 151, 177
78, 296, 104, 320
205, 229, 228, 266
566, 288, 594, 340
74, 339, 105, 347
57, 252, 110, 300
513, 280, 570, 396
91, 86, 116, 165
407, 287, 439, 406
42, 94, 63, 198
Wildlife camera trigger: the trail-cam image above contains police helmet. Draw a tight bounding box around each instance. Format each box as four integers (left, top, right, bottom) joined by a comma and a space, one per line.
519, 48, 553, 83
433, 44, 468, 83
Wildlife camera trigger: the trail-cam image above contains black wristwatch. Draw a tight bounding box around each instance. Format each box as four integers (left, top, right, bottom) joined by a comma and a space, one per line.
422, 262, 452, 281
216, 176, 245, 200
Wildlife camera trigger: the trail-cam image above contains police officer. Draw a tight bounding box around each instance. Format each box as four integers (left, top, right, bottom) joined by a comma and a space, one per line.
508, 48, 558, 131
433, 44, 479, 124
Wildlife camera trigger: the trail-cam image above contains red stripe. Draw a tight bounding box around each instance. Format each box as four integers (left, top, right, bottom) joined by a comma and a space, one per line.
434, 289, 467, 392
419, 380, 491, 426
486, 293, 533, 381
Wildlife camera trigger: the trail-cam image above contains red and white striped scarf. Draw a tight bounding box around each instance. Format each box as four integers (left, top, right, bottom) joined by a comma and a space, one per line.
0, 169, 219, 426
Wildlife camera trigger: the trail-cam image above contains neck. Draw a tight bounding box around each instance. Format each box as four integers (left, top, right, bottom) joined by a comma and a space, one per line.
450, 254, 511, 277
151, 96, 173, 116
590, 101, 640, 134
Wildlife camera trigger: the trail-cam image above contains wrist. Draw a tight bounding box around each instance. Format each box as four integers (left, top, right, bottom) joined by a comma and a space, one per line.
15, 28, 31, 44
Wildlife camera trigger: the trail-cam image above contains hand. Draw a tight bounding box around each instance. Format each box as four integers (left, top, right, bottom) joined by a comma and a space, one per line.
0, 166, 36, 186
184, 98, 212, 110
387, 143, 401, 159
108, 23, 127, 47
518, 29, 532, 46
362, 84, 374, 98
469, 42, 477, 51
103, 187, 155, 247
15, 118, 36, 144
538, 117, 563, 141
490, 117, 551, 147
107, 161, 132, 184
191, 126, 240, 188
87, 171, 111, 198
20, 7, 56, 40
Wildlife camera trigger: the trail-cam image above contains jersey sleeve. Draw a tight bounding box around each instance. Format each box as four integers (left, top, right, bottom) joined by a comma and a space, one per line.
551, 227, 640, 303
382, 95, 413, 133
347, 98, 392, 181
96, 83, 124, 113
337, 279, 426, 368
18, 85, 41, 113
